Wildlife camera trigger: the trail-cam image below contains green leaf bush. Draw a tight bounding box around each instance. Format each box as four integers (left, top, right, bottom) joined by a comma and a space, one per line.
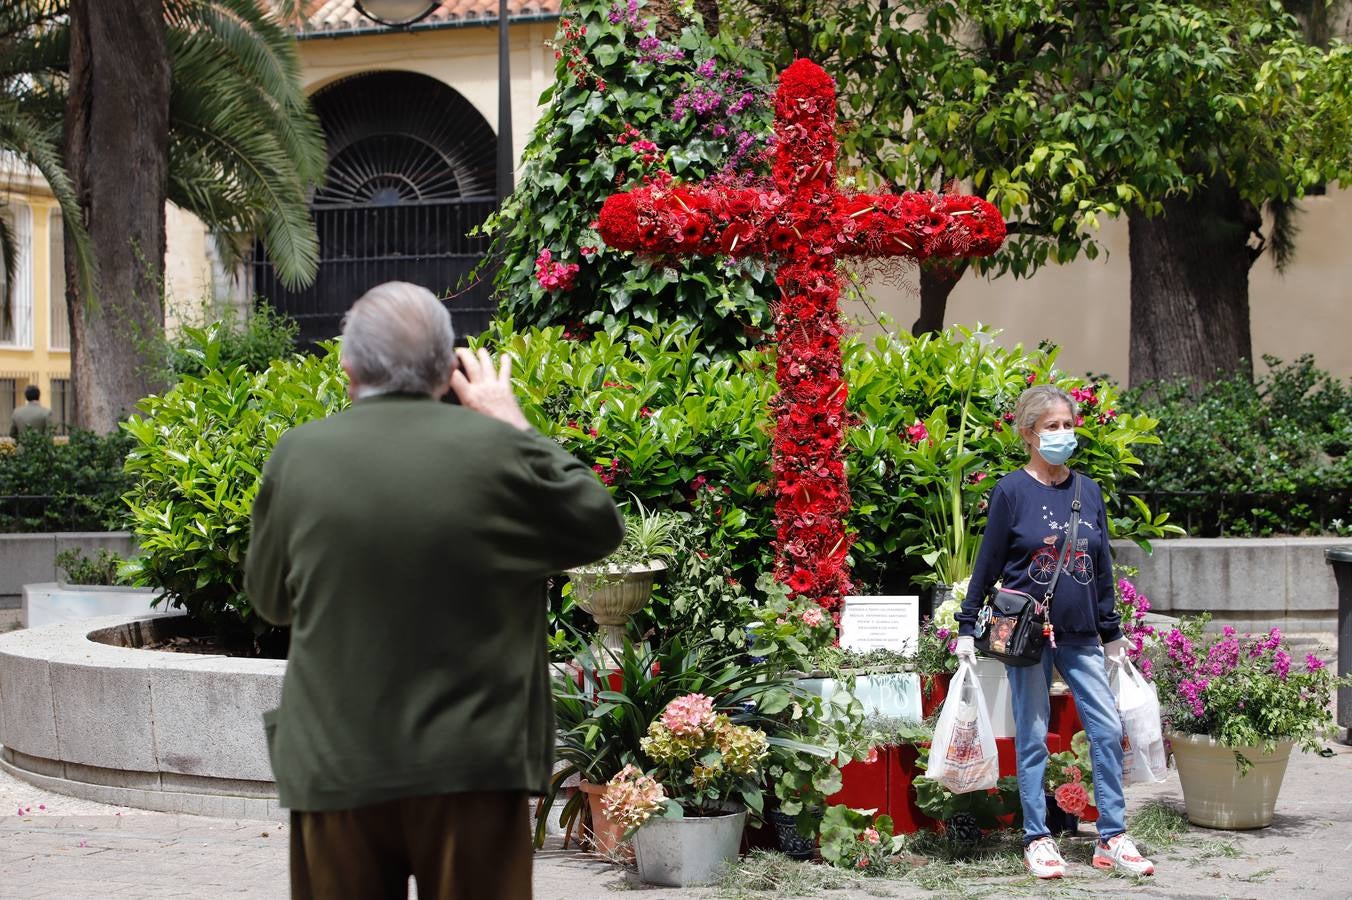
118, 344, 348, 646
480, 318, 1170, 600
484, 0, 779, 353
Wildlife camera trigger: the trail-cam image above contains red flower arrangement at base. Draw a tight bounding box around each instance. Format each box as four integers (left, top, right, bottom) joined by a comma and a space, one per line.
598, 60, 1005, 618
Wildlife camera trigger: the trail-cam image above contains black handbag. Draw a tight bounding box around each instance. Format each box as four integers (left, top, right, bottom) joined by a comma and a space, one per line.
974, 472, 1082, 667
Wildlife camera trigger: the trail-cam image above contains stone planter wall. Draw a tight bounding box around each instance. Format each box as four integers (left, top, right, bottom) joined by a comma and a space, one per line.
0, 532, 138, 613
1112, 537, 1352, 632
0, 614, 284, 817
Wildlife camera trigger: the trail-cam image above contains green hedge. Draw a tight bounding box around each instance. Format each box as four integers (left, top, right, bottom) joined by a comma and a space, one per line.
1122, 355, 1352, 536
481, 319, 1171, 595
0, 429, 134, 533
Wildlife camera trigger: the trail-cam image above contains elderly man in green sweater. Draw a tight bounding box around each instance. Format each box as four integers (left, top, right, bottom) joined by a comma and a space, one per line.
245, 282, 623, 900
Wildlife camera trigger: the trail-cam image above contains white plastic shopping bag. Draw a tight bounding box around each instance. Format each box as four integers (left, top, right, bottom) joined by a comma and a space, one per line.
925, 661, 999, 794
1113, 657, 1168, 785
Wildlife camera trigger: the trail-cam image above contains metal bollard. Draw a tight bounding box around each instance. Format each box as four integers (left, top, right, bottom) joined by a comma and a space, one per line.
1325, 548, 1352, 740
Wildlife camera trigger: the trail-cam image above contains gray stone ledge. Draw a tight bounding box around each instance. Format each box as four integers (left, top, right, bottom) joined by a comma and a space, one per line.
0, 614, 284, 812
0, 749, 280, 819
1112, 536, 1352, 632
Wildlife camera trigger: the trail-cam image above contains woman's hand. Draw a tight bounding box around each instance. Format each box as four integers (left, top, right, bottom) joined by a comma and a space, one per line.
954, 635, 978, 669
1103, 638, 1130, 670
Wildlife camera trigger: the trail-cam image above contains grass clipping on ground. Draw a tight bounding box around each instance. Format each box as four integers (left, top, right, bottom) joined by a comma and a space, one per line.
713, 802, 1202, 899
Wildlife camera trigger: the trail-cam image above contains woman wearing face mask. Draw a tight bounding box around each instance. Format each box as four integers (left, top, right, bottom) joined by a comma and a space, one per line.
954, 384, 1154, 880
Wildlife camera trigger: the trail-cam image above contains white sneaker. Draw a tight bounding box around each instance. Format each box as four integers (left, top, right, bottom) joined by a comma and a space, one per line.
1024, 836, 1066, 879
1093, 833, 1155, 876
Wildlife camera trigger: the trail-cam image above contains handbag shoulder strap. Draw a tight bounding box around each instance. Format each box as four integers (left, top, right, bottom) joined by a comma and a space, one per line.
1042, 472, 1083, 606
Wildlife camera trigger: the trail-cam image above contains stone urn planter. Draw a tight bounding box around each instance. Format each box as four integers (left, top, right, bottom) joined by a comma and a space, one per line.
1168, 731, 1294, 829
633, 805, 747, 887
566, 562, 665, 660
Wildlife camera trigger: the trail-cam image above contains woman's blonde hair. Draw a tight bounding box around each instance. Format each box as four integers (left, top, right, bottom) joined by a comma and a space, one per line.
1012, 384, 1078, 434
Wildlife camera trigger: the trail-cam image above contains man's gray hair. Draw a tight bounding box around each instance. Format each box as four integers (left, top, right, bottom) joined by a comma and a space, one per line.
340, 282, 455, 396
1013, 384, 1078, 434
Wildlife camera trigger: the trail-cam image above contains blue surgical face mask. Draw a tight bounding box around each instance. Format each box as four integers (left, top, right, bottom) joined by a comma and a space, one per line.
1038, 430, 1077, 466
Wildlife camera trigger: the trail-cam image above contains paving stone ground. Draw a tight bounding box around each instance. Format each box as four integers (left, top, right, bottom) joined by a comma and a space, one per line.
3, 739, 1351, 900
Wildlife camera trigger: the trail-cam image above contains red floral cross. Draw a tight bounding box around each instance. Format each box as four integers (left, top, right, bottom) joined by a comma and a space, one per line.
598, 60, 1006, 619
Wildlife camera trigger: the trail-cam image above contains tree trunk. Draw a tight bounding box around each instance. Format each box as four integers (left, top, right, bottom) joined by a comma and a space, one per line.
1127, 182, 1260, 388
911, 261, 967, 335
63, 0, 171, 433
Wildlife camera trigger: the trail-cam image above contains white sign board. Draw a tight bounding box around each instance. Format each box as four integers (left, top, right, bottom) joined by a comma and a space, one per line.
838, 595, 920, 654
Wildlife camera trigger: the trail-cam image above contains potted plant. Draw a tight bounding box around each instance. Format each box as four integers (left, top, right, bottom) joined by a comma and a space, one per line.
539, 634, 799, 857
1148, 614, 1346, 829
912, 591, 963, 717
603, 693, 771, 886
1044, 730, 1098, 834
900, 331, 996, 609
912, 745, 1021, 850
566, 498, 680, 661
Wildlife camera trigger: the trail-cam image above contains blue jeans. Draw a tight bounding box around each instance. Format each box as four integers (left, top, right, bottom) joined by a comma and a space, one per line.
1006, 643, 1125, 845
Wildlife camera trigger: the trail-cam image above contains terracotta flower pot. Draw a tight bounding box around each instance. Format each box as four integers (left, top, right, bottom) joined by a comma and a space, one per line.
920, 672, 951, 719
578, 781, 632, 859
1168, 731, 1294, 829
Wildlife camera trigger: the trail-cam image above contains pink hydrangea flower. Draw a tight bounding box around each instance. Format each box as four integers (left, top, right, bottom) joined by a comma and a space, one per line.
660, 693, 717, 737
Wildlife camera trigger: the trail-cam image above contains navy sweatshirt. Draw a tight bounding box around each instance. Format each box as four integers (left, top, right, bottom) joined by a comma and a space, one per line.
957, 469, 1123, 646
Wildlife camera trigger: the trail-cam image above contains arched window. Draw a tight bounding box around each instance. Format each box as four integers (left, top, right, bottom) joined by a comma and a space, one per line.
254, 71, 499, 345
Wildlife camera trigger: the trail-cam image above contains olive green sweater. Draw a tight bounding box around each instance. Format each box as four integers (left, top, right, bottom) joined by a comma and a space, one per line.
245, 394, 622, 811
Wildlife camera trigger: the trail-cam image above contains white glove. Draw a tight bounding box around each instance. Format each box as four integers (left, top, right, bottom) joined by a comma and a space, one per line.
954, 635, 977, 669
1104, 638, 1130, 669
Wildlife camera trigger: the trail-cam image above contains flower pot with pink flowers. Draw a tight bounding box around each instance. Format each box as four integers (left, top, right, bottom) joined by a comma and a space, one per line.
1044, 730, 1099, 831
603, 693, 772, 886
1148, 614, 1347, 829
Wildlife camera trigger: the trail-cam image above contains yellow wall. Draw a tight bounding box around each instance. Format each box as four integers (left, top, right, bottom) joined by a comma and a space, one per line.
861, 188, 1352, 383
0, 183, 70, 407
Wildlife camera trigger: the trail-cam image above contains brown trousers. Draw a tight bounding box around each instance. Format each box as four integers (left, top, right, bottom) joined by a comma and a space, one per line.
289, 790, 533, 900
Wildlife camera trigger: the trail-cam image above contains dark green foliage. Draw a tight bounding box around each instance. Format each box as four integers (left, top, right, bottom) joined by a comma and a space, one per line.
1124, 356, 1352, 535
164, 302, 299, 379
0, 428, 134, 533
483, 0, 779, 354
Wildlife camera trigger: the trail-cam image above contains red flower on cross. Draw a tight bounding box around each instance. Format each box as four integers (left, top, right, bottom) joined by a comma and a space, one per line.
598, 60, 1005, 616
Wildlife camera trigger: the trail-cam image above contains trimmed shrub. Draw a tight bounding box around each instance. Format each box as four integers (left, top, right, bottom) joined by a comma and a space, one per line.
480, 319, 1172, 598
119, 344, 348, 646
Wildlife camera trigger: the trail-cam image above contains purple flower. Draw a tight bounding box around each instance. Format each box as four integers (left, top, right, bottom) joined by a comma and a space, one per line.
1306, 654, 1326, 672
1179, 678, 1209, 717
1272, 650, 1292, 680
